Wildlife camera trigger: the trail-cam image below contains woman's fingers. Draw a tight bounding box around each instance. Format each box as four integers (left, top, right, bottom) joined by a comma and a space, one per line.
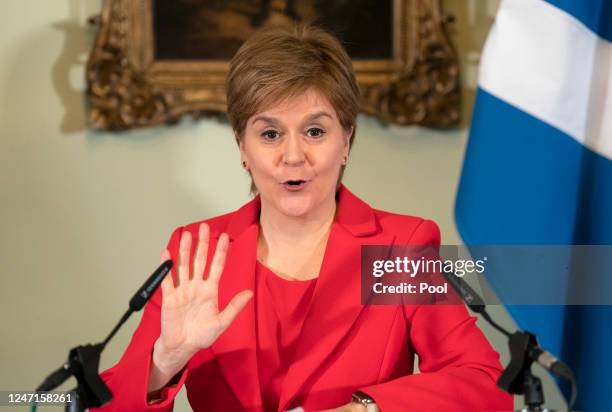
193, 223, 210, 281
217, 290, 253, 330
172, 227, 228, 289
160, 248, 171, 265
160, 249, 174, 297
208, 233, 229, 285
177, 231, 192, 286
160, 270, 174, 298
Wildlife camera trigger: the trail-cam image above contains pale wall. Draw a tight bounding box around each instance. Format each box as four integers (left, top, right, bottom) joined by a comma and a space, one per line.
0, 0, 565, 410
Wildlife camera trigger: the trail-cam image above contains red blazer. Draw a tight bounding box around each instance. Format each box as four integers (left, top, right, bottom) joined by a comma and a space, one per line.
93, 185, 513, 412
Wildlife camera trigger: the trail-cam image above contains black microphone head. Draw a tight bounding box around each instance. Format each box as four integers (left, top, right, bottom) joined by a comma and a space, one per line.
129, 260, 173, 311
443, 271, 486, 312
36, 363, 73, 392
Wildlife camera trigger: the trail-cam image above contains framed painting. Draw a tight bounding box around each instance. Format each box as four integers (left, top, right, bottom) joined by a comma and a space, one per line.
86, 0, 460, 131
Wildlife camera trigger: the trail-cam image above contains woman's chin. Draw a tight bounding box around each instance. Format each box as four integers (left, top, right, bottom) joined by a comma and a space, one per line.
277, 196, 313, 217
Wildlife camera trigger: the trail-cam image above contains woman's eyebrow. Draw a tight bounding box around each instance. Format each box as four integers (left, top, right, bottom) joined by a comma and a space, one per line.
250, 111, 333, 127
251, 116, 278, 126
305, 111, 334, 122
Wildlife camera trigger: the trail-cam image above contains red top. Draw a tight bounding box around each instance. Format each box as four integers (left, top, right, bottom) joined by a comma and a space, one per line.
255, 261, 317, 411
91, 185, 513, 412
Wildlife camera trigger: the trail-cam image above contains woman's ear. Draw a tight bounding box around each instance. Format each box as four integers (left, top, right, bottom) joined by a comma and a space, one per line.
238, 135, 246, 158
343, 126, 353, 151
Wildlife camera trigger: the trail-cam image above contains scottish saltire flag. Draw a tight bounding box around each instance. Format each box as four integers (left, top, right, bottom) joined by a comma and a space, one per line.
455, 0, 612, 410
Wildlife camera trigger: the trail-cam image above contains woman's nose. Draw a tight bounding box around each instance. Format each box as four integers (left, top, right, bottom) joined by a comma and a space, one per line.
281, 133, 306, 166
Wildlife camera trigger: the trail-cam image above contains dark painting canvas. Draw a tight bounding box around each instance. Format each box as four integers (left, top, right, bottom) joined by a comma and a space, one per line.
153, 0, 393, 61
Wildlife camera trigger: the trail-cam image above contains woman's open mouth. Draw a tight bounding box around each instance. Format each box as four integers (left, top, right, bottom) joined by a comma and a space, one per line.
282, 179, 309, 191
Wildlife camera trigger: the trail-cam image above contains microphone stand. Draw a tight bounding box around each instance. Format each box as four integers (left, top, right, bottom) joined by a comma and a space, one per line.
477, 309, 556, 411
61, 307, 133, 412
34, 260, 173, 412
443, 271, 577, 412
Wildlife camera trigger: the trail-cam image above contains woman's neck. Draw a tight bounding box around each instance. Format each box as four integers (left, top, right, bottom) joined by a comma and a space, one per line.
258, 195, 336, 247
256, 193, 336, 278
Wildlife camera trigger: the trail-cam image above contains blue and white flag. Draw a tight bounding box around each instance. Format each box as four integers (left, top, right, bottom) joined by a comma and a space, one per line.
455, 0, 612, 410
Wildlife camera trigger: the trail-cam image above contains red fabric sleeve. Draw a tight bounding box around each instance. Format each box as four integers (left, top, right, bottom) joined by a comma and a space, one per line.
91, 227, 191, 412
359, 220, 513, 411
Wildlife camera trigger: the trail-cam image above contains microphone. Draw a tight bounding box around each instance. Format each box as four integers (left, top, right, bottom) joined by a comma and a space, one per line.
36, 362, 76, 392
36, 259, 173, 395
104, 259, 173, 347
440, 269, 486, 313
129, 259, 173, 311
441, 270, 574, 381
530, 346, 575, 381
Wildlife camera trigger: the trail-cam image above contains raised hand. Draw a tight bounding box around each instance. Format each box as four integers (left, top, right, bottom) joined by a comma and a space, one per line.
148, 223, 253, 394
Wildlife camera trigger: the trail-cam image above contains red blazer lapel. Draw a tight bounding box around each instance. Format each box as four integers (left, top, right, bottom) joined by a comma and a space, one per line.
208, 186, 394, 411
210, 198, 263, 411
277, 187, 396, 411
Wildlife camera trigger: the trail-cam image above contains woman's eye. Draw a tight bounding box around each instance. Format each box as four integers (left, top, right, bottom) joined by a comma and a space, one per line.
261, 130, 280, 140
306, 128, 326, 138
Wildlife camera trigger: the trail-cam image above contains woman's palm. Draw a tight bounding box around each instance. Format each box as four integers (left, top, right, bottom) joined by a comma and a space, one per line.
159, 224, 253, 355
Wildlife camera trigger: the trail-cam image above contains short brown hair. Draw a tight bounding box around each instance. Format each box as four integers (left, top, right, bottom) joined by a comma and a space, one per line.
225, 24, 360, 193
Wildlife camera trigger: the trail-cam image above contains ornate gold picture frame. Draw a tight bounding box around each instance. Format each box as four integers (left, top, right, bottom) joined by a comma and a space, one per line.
86, 0, 460, 131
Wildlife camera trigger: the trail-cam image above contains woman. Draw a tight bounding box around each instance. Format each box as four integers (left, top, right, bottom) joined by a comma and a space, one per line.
93, 25, 512, 412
